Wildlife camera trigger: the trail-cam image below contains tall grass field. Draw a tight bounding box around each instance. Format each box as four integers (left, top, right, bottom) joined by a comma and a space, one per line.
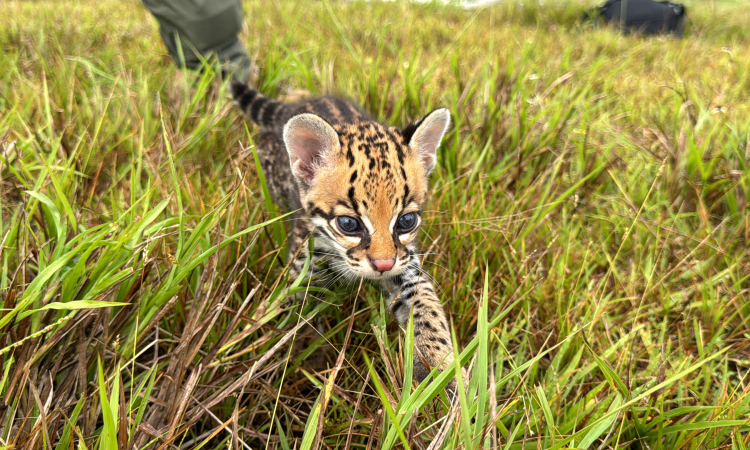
1, 0, 749, 448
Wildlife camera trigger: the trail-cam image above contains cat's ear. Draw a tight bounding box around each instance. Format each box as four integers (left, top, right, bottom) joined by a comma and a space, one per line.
404, 108, 451, 175
283, 113, 340, 186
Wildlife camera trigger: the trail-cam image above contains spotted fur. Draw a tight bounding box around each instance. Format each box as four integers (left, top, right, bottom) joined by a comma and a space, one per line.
231, 80, 465, 391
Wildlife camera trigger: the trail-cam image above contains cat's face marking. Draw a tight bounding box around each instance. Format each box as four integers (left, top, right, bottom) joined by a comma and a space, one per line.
284, 110, 450, 280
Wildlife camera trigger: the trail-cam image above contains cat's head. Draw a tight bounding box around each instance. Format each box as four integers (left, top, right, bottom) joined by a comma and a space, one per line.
283, 109, 450, 280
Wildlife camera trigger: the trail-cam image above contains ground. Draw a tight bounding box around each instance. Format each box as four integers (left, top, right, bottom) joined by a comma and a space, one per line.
0, 0, 749, 449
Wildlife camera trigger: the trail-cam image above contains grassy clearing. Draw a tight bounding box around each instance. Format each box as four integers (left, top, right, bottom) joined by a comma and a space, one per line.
1, 0, 750, 448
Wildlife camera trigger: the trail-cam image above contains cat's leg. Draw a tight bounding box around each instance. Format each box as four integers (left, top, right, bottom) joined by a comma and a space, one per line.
287, 221, 332, 287
380, 250, 467, 396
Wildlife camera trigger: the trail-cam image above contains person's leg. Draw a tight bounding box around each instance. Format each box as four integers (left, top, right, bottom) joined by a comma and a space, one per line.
141, 0, 253, 81
214, 39, 254, 82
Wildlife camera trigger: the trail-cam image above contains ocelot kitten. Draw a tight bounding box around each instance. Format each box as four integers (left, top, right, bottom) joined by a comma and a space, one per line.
230, 80, 465, 391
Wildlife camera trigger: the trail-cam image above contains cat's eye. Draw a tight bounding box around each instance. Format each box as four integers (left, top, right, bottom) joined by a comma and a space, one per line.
396, 212, 418, 233
336, 216, 362, 235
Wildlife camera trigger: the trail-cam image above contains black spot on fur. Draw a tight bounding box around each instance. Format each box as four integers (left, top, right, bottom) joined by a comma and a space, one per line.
310, 207, 334, 221
401, 119, 423, 144
348, 187, 359, 214
346, 233, 371, 257
401, 281, 419, 291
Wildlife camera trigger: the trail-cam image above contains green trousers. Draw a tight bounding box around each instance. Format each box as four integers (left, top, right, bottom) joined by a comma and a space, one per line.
141, 0, 252, 81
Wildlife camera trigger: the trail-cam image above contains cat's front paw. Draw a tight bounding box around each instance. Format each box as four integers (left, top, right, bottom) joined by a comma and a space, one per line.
443, 367, 470, 404
412, 356, 467, 402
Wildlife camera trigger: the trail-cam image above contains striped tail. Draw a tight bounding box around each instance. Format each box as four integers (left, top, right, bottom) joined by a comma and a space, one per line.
230, 80, 284, 128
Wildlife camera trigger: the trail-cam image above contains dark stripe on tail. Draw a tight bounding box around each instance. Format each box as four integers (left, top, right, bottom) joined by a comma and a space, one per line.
230, 80, 284, 127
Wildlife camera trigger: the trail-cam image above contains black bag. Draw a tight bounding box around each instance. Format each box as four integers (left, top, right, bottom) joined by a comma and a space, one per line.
584, 0, 687, 37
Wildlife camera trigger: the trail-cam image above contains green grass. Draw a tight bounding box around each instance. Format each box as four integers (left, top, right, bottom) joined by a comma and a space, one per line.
1, 0, 750, 448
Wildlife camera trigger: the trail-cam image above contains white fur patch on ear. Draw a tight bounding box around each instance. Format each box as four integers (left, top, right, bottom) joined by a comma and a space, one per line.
409, 108, 451, 174
282, 113, 340, 186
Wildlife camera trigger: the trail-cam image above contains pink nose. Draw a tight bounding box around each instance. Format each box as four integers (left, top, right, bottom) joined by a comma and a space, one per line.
368, 257, 395, 273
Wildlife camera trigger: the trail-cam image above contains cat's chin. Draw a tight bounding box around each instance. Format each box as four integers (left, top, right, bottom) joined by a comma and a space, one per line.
345, 266, 407, 281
